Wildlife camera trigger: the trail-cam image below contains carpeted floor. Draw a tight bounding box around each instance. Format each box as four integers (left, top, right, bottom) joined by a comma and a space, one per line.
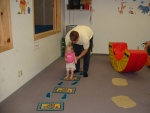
0, 54, 150, 113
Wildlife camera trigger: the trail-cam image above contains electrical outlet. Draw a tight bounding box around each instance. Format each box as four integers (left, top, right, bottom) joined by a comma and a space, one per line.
18, 70, 23, 77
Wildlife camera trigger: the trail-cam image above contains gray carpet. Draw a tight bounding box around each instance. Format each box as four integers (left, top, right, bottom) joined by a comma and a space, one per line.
0, 54, 150, 113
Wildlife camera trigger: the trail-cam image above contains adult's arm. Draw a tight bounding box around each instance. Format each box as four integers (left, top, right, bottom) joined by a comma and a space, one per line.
77, 49, 88, 60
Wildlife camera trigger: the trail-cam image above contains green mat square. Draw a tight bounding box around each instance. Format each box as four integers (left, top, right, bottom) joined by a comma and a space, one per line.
53, 87, 76, 94
37, 102, 64, 111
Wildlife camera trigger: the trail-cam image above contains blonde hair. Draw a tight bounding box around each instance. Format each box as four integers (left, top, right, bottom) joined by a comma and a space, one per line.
65, 43, 74, 52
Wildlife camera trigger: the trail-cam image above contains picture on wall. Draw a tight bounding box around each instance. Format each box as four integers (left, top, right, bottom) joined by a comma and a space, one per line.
16, 0, 31, 14
115, 0, 150, 15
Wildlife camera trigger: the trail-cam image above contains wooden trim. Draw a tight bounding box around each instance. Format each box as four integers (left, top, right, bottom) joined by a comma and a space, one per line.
34, 0, 61, 40
57, 0, 61, 31
34, 30, 60, 40
0, 0, 13, 53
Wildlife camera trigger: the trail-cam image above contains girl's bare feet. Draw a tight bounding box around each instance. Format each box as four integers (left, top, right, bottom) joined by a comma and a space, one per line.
65, 76, 69, 79
70, 76, 73, 80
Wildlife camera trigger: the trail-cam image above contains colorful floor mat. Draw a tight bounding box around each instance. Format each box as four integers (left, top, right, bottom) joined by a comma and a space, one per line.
53, 87, 76, 94
37, 102, 64, 111
61, 76, 81, 81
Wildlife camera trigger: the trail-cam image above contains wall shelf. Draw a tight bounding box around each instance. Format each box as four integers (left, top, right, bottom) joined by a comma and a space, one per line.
67, 0, 92, 10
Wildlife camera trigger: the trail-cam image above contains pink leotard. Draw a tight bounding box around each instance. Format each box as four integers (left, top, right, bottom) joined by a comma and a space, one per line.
65, 52, 75, 63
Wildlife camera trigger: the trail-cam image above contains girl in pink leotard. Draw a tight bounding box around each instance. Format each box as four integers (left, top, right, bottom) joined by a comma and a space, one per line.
65, 44, 77, 79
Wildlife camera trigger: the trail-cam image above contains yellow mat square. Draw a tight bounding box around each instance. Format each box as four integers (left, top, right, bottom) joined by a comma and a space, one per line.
112, 78, 128, 86
111, 95, 136, 109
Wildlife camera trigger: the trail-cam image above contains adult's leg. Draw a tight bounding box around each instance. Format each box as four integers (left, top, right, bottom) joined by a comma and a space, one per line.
83, 37, 93, 76
83, 49, 91, 73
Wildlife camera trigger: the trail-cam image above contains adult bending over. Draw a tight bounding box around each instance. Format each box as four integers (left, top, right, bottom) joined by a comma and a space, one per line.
65, 25, 93, 77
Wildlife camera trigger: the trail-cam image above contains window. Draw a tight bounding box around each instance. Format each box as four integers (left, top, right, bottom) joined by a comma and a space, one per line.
0, 0, 13, 53
33, 0, 61, 40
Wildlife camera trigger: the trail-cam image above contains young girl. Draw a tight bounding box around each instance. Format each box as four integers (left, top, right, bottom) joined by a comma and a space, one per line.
65, 44, 77, 79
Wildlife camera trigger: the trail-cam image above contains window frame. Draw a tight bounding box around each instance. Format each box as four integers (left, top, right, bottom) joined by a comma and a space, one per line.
33, 0, 61, 40
0, 0, 13, 53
